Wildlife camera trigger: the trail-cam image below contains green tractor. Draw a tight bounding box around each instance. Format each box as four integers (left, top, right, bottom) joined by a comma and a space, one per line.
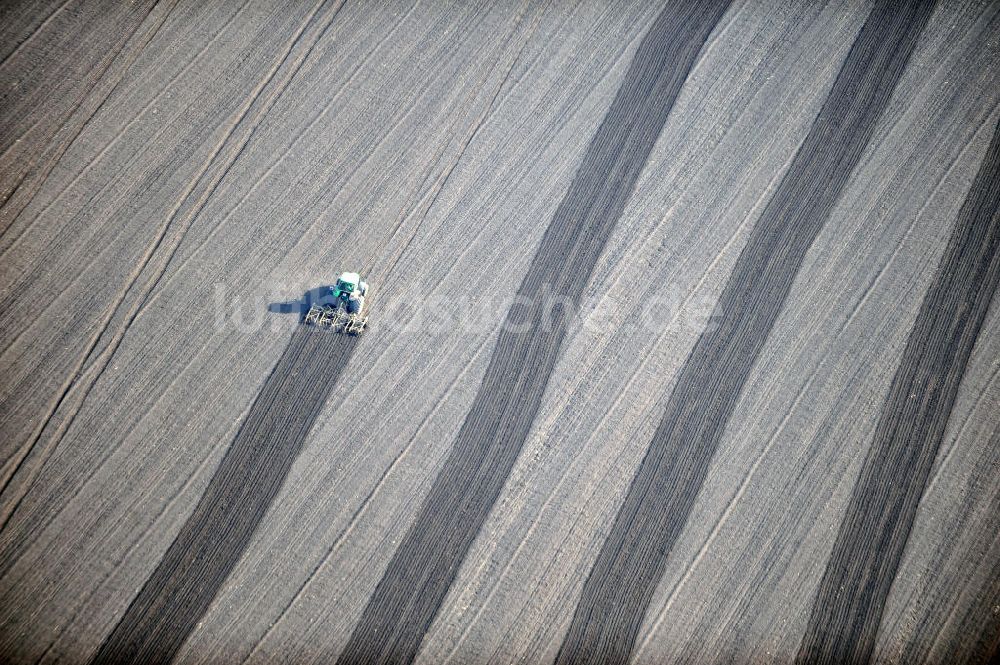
305, 271, 369, 334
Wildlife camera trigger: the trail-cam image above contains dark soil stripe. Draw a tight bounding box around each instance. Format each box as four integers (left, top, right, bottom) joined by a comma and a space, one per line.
556, 2, 935, 664
92, 325, 356, 665
796, 115, 1000, 665
336, 2, 733, 663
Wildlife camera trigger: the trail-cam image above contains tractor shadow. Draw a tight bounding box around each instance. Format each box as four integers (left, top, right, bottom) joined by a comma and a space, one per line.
268, 286, 338, 322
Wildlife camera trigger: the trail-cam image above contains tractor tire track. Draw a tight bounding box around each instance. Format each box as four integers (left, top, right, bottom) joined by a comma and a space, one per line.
0, 0, 544, 592
796, 115, 1000, 665
556, 2, 935, 663
0, 0, 73, 67
0, 0, 251, 258
0, 0, 175, 243
336, 2, 733, 663
0, 0, 341, 537
0, 0, 157, 230
91, 325, 357, 665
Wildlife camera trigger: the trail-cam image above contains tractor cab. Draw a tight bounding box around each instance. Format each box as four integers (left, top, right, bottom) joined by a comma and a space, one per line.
333, 272, 361, 299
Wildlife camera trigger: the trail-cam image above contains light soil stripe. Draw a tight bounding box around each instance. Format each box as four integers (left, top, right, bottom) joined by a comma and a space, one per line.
797, 115, 1000, 665
336, 2, 734, 664
556, 2, 936, 663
